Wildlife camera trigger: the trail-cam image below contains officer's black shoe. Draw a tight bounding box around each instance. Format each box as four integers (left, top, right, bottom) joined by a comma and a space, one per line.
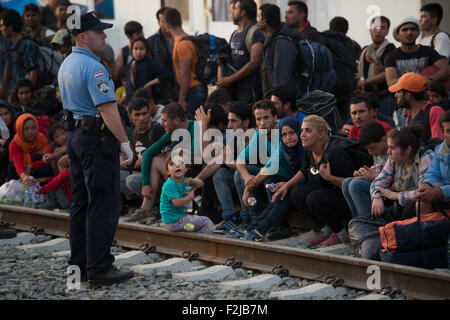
0, 227, 17, 239
88, 266, 134, 287
266, 225, 293, 241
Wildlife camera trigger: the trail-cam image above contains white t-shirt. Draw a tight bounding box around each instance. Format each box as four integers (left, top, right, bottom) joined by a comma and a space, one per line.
419, 32, 450, 61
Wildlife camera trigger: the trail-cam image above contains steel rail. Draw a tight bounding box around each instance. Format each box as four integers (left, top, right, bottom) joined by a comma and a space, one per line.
1, 204, 449, 300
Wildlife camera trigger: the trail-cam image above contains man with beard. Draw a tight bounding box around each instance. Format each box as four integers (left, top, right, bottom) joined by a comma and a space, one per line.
217, 0, 265, 104
385, 16, 449, 87
389, 72, 445, 141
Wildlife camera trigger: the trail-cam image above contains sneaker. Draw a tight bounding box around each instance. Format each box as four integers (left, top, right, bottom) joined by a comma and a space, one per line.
225, 229, 246, 239
216, 217, 239, 231
308, 232, 331, 246
320, 233, 342, 247
266, 225, 293, 241
0, 227, 17, 239
243, 230, 264, 242
123, 208, 150, 223
144, 207, 161, 224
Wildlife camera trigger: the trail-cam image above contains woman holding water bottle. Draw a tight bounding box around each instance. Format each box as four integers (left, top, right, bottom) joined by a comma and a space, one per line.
273, 116, 354, 247
159, 154, 215, 234
239, 117, 304, 242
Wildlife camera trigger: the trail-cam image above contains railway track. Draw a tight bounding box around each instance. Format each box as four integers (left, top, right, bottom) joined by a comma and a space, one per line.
1, 204, 449, 300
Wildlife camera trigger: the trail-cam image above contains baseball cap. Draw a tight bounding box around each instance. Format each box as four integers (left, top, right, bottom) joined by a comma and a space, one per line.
388, 73, 427, 93
393, 16, 421, 42
70, 11, 113, 35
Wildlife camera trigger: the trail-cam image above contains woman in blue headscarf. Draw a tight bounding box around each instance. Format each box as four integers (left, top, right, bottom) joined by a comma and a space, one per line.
238, 117, 304, 242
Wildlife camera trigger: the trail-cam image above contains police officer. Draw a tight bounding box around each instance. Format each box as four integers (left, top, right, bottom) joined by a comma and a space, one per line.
58, 12, 134, 286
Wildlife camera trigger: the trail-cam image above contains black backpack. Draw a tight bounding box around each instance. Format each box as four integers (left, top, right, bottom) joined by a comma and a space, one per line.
180, 34, 230, 86
296, 90, 343, 133
329, 135, 374, 171
320, 31, 357, 97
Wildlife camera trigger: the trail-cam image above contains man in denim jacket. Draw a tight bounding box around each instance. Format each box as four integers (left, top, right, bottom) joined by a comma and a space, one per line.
417, 111, 450, 208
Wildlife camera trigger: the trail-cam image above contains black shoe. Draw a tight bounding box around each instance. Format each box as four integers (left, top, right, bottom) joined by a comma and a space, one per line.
266, 225, 293, 241
0, 227, 17, 239
88, 267, 134, 287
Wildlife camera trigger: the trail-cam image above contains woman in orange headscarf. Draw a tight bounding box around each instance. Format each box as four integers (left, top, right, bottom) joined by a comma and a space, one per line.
7, 113, 53, 186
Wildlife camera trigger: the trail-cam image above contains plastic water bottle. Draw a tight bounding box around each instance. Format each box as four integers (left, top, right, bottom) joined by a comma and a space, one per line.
266, 183, 277, 193
23, 177, 34, 208
248, 197, 257, 207
23, 177, 44, 208
185, 185, 194, 213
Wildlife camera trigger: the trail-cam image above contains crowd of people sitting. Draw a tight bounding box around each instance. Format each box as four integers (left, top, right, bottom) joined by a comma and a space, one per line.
0, 1, 448, 268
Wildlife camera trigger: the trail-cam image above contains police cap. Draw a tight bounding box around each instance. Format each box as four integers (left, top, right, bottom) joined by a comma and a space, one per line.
71, 11, 113, 35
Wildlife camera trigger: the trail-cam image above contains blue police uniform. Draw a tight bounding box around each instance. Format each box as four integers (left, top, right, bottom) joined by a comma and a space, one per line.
58, 46, 121, 279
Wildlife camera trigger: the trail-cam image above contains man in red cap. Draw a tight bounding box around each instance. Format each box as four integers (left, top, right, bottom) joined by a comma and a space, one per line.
389, 72, 445, 140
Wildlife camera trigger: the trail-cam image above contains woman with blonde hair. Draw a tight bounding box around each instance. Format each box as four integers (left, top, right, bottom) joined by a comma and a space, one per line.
272, 115, 354, 246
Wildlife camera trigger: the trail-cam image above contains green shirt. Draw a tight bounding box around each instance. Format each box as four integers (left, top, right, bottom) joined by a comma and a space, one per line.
159, 177, 187, 223
141, 120, 200, 186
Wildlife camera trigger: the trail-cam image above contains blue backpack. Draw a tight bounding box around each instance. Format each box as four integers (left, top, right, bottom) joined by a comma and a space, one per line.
297, 39, 336, 97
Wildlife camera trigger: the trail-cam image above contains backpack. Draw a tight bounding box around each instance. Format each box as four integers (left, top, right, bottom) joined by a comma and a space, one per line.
36, 46, 64, 85
328, 135, 374, 171
379, 201, 450, 269
297, 39, 336, 97
431, 31, 450, 50
423, 103, 447, 141
296, 90, 343, 133
320, 31, 357, 97
180, 34, 230, 86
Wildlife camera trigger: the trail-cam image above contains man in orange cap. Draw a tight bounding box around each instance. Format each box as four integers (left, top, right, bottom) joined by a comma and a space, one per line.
389, 72, 445, 140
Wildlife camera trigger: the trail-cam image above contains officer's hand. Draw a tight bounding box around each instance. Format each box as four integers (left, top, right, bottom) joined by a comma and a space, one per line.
120, 142, 134, 166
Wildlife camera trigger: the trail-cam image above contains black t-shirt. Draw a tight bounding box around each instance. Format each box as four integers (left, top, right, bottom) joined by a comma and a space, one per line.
229, 25, 265, 89
129, 121, 165, 170
362, 43, 396, 92
384, 45, 444, 76
301, 143, 354, 189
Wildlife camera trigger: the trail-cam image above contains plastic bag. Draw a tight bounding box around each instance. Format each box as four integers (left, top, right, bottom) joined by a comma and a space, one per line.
0, 180, 25, 205
0, 116, 9, 140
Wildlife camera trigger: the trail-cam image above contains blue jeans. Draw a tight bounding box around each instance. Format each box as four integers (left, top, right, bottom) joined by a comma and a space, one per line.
213, 167, 238, 220
186, 85, 207, 120
234, 165, 265, 223
342, 178, 372, 217
247, 175, 290, 235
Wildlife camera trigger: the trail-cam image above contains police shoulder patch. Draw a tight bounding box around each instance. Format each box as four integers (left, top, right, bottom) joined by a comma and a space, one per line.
96, 79, 110, 95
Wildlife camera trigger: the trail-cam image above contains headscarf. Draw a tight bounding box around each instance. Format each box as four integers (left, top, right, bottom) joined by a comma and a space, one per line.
280, 117, 303, 174
13, 113, 52, 169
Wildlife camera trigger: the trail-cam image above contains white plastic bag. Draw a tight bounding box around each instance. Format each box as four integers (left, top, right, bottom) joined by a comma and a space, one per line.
0, 116, 9, 140
0, 180, 25, 205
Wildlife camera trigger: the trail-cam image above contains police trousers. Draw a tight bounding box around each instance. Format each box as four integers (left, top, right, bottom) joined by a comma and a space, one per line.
67, 128, 120, 278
